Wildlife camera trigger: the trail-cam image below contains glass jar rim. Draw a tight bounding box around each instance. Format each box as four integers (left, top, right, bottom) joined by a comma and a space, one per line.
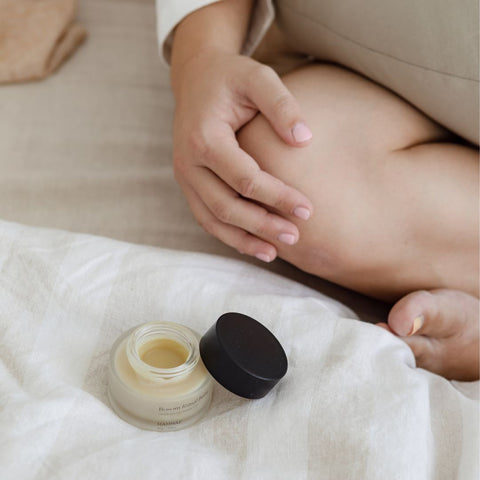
126, 321, 200, 381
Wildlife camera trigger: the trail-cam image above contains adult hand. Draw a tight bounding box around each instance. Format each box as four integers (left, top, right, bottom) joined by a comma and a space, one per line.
171, 49, 313, 262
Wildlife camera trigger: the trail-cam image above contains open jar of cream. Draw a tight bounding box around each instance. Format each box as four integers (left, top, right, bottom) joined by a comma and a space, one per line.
108, 312, 288, 432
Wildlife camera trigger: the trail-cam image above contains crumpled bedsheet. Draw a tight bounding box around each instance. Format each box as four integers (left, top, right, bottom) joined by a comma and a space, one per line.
0, 220, 478, 480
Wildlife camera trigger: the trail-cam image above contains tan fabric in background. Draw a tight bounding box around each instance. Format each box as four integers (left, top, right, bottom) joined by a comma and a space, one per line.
0, 0, 86, 83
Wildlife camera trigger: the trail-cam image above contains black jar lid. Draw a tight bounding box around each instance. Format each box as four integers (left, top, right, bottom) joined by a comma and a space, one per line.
199, 312, 288, 399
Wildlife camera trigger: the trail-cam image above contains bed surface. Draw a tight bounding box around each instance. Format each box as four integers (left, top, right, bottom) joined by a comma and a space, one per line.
0, 1, 478, 478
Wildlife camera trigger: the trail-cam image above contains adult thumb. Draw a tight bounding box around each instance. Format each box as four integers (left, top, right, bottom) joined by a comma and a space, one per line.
246, 65, 313, 146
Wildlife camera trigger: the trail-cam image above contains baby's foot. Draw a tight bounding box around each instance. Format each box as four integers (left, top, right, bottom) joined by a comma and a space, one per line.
377, 289, 479, 381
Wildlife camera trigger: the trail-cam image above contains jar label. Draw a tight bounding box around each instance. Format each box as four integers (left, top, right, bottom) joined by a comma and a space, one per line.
155, 385, 212, 430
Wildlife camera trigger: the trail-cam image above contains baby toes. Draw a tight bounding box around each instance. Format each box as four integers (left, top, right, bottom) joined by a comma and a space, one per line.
386, 290, 431, 337
383, 289, 479, 381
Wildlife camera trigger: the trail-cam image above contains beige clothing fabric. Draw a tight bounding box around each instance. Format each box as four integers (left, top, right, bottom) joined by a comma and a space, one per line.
0, 0, 86, 83
274, 0, 479, 144
157, 0, 479, 144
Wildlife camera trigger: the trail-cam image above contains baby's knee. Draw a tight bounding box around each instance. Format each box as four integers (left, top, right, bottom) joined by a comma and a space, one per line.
238, 64, 448, 289
237, 109, 375, 282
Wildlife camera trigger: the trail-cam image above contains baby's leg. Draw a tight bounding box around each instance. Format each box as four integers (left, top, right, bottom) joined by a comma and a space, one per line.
238, 64, 478, 300
237, 63, 479, 379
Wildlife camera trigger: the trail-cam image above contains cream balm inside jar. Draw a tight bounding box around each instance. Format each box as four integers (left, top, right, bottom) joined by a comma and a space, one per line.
108, 312, 288, 432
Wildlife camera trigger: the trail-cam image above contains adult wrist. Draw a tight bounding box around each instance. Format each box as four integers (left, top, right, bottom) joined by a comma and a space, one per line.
170, 45, 233, 92
170, 0, 253, 87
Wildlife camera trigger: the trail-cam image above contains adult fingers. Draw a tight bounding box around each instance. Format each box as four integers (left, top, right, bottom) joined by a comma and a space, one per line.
193, 166, 300, 246
204, 135, 313, 221
182, 181, 278, 262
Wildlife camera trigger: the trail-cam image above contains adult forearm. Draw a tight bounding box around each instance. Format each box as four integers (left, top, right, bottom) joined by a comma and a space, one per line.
170, 0, 254, 86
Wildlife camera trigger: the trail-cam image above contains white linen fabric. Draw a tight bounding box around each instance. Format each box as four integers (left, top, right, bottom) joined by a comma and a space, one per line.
1, 220, 478, 480
156, 0, 274, 65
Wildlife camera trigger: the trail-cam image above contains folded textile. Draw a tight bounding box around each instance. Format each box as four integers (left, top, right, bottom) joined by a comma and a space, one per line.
0, 0, 86, 83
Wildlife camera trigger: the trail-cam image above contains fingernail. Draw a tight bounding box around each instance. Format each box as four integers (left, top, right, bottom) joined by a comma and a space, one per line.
408, 315, 424, 336
292, 122, 313, 143
293, 206, 311, 220
278, 233, 296, 245
255, 253, 272, 263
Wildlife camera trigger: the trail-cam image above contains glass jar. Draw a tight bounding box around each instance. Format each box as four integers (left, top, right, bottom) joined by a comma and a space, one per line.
108, 321, 213, 432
